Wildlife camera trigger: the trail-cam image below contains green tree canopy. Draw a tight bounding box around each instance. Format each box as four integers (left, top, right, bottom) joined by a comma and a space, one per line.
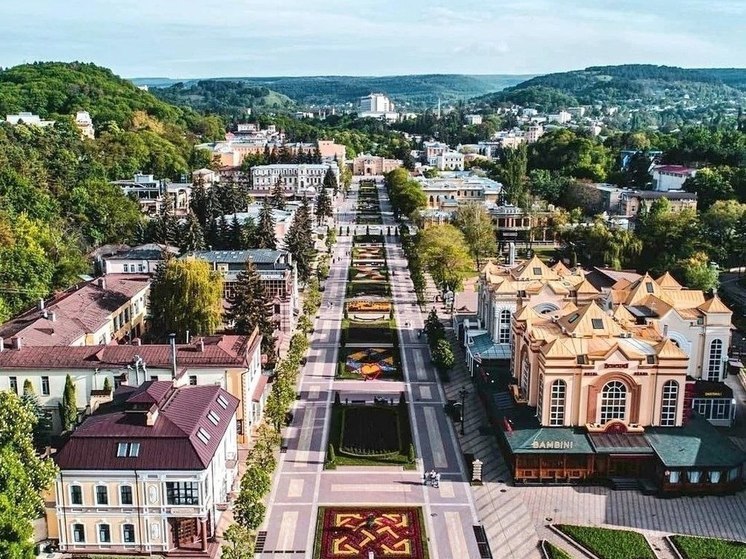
418, 224, 474, 293
452, 202, 497, 270
227, 261, 276, 357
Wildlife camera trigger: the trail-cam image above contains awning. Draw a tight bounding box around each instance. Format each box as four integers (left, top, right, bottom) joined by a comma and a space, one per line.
252, 374, 270, 402
467, 333, 511, 360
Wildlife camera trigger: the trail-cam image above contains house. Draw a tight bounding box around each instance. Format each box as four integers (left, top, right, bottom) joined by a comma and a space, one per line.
651, 165, 697, 192
353, 155, 403, 176
418, 171, 503, 210
465, 114, 483, 125
48, 381, 239, 556
185, 250, 299, 334
100, 244, 180, 275
620, 190, 697, 218
0, 332, 264, 441
0, 275, 150, 347
436, 151, 465, 171
5, 112, 55, 127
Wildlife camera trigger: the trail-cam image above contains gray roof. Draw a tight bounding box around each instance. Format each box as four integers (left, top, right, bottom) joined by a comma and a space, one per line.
188, 249, 284, 265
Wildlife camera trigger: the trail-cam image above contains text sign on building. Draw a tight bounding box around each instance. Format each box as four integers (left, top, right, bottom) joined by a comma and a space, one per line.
530, 440, 574, 449
604, 363, 629, 369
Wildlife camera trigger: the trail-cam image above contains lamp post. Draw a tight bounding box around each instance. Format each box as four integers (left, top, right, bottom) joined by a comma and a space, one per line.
458, 387, 469, 435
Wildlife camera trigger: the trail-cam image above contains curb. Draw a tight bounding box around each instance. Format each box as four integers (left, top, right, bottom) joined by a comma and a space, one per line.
663, 536, 685, 559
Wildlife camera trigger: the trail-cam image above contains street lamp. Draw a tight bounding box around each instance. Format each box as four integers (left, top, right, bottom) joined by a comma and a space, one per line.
458, 387, 469, 435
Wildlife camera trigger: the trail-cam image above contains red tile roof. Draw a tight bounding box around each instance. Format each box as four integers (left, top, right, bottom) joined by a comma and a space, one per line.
0, 334, 258, 370
0, 275, 150, 346
652, 165, 697, 175
54, 382, 238, 471
252, 374, 270, 402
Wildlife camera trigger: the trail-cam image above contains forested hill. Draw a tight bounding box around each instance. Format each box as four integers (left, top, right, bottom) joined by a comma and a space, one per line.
135, 74, 531, 108
477, 64, 746, 111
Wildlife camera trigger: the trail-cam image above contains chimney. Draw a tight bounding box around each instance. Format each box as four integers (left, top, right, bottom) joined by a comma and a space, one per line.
99, 278, 106, 290
14, 338, 22, 350
199, 339, 205, 353
508, 242, 516, 266
185, 330, 191, 344
170, 333, 177, 380
50, 311, 56, 322
0, 338, 4, 352
38, 298, 45, 311
133, 338, 142, 346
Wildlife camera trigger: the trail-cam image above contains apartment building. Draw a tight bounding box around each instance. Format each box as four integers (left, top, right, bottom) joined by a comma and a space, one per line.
249, 163, 339, 197
49, 381, 239, 556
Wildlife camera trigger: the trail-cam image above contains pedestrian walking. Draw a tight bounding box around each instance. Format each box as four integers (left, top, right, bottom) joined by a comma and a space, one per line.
434, 472, 441, 488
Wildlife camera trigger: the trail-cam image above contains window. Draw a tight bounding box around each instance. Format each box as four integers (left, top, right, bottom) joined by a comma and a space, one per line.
532, 267, 542, 276
120, 485, 133, 505
498, 309, 511, 344
196, 427, 211, 444
536, 373, 545, 417
709, 471, 721, 484
600, 381, 627, 424
660, 380, 678, 426
668, 471, 680, 484
41, 376, 50, 396
520, 352, 530, 400
591, 318, 604, 330
95, 485, 108, 505
123, 523, 136, 543
707, 339, 723, 381
9, 377, 17, 394
189, 375, 197, 386
577, 355, 589, 365
217, 394, 228, 409
166, 481, 199, 505
568, 313, 580, 324
73, 523, 85, 543
98, 523, 111, 543
646, 355, 657, 365
70, 485, 83, 505
208, 410, 220, 425
138, 263, 145, 273
117, 442, 140, 457
688, 470, 701, 484
123, 264, 129, 272
645, 281, 654, 293
549, 380, 566, 426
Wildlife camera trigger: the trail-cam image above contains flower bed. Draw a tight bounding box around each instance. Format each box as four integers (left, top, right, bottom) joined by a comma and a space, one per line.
346, 300, 392, 313
347, 281, 390, 297
342, 347, 397, 380
555, 525, 655, 559
315, 506, 429, 559
669, 535, 746, 559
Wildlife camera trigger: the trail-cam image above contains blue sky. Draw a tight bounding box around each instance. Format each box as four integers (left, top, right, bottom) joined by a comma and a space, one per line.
1, 0, 745, 77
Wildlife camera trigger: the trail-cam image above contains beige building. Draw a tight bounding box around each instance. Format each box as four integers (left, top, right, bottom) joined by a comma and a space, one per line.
620, 190, 698, 217
0, 275, 150, 347
49, 381, 239, 556
353, 154, 403, 176
0, 332, 264, 441
417, 172, 503, 210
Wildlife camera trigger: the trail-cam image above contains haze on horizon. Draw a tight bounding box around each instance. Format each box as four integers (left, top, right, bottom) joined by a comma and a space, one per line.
1, 0, 745, 79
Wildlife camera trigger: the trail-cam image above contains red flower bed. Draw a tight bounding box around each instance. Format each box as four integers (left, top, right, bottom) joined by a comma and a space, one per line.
318, 506, 427, 559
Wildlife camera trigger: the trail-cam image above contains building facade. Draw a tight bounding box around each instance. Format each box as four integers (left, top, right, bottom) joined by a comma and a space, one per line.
352, 155, 403, 176
418, 172, 503, 210
49, 381, 239, 556
651, 165, 697, 192
249, 163, 339, 198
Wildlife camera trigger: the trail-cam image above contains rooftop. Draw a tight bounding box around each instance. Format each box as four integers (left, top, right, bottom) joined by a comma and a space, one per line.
186, 249, 288, 266
0, 275, 150, 346
54, 381, 239, 470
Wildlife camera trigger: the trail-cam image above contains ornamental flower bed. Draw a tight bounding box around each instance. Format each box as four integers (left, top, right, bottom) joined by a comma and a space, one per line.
345, 348, 397, 380
316, 506, 428, 559
346, 300, 392, 313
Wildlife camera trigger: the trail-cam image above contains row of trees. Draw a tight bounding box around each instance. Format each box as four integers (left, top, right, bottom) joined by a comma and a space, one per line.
384, 168, 427, 220
423, 309, 456, 382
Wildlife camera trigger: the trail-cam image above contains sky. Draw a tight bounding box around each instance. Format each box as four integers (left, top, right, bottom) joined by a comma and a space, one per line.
1, 0, 745, 78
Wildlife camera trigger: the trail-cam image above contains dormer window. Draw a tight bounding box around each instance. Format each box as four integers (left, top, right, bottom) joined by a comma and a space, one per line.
217, 394, 228, 409
577, 355, 589, 365
117, 442, 140, 457
568, 313, 580, 324
533, 267, 542, 276
646, 355, 657, 365
591, 318, 604, 330
196, 428, 211, 444
208, 410, 220, 425
645, 282, 654, 293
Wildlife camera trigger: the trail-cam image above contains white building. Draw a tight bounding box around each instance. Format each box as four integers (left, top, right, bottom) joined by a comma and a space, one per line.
358, 93, 399, 121
101, 244, 180, 275
465, 114, 483, 125
75, 111, 95, 139
436, 151, 465, 171
547, 111, 572, 124
418, 171, 503, 210
50, 381, 239, 556
6, 112, 55, 127
249, 163, 339, 197
651, 165, 697, 192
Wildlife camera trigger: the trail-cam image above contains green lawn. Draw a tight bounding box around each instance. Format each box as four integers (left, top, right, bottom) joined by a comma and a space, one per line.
326, 403, 414, 468
555, 525, 654, 559
670, 535, 746, 559
544, 542, 575, 559
346, 281, 391, 297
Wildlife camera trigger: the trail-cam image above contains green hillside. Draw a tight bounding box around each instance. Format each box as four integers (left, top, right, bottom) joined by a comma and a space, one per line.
477, 64, 746, 111
135, 74, 531, 108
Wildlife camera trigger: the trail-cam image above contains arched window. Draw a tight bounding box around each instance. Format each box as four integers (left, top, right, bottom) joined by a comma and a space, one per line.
707, 340, 723, 381
660, 380, 678, 426
498, 309, 512, 344
549, 380, 566, 426
520, 351, 530, 399
600, 380, 627, 424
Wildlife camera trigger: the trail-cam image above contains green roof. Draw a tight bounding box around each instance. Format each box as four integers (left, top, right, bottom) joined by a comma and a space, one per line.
646, 416, 746, 468
505, 427, 593, 454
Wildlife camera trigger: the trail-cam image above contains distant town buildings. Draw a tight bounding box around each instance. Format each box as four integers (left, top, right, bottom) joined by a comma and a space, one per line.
352, 154, 403, 176
75, 110, 95, 139
417, 171, 503, 210
358, 93, 399, 121
111, 173, 193, 216
100, 243, 180, 275
465, 114, 483, 125
249, 163, 339, 198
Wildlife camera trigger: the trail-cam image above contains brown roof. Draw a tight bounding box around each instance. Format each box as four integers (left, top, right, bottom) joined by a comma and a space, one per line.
54, 382, 239, 471
0, 334, 257, 370
0, 275, 150, 346
697, 295, 731, 314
